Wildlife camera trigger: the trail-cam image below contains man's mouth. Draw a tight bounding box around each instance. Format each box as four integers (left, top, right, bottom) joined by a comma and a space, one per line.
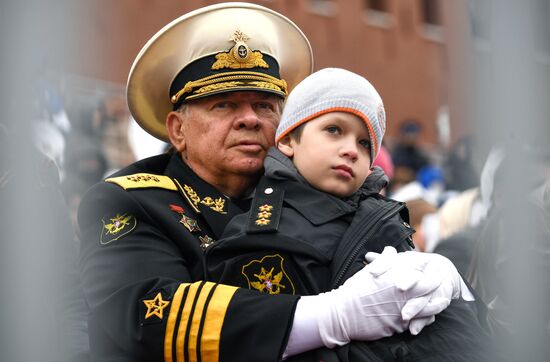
234, 140, 263, 152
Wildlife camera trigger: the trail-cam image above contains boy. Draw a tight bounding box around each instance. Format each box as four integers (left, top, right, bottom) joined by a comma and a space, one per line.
205, 68, 489, 361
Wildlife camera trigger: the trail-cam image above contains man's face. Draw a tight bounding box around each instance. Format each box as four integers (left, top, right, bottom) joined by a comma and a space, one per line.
180, 91, 281, 185
279, 112, 372, 198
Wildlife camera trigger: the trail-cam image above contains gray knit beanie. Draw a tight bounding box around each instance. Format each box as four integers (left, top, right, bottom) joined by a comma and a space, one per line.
276, 68, 386, 165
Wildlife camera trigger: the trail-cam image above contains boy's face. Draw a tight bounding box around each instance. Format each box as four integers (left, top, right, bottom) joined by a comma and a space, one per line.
278, 111, 372, 197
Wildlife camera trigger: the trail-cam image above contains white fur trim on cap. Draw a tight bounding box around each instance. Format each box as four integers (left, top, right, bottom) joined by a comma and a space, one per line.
276, 68, 386, 165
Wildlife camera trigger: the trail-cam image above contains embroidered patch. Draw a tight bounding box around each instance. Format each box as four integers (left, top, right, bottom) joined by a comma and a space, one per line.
100, 213, 137, 245
241, 254, 295, 295
169, 204, 201, 232
141, 292, 170, 324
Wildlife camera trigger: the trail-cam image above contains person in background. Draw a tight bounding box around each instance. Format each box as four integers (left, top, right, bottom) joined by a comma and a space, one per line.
373, 143, 394, 195
1, 121, 89, 362
405, 198, 439, 252
390, 119, 430, 192
467, 144, 550, 360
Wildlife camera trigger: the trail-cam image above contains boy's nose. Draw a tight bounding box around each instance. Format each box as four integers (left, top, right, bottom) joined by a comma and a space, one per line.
339, 140, 359, 161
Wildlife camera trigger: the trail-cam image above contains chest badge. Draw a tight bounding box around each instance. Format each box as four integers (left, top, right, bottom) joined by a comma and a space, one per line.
241, 254, 295, 295
198, 235, 216, 250
169, 204, 201, 233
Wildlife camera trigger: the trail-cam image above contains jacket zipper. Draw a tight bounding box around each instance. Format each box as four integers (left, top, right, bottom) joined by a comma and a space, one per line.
332, 201, 405, 288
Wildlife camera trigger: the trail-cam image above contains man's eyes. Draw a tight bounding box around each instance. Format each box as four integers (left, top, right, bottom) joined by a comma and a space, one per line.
255, 102, 275, 111
213, 102, 231, 109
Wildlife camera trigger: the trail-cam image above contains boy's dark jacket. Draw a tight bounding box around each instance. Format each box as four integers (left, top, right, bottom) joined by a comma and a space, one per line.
205, 148, 492, 361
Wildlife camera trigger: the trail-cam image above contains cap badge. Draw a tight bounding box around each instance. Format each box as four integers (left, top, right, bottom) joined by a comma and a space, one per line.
212, 30, 269, 70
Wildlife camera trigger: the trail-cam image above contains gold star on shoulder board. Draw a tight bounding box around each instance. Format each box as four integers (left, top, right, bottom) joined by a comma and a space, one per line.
259, 204, 273, 212
143, 292, 170, 320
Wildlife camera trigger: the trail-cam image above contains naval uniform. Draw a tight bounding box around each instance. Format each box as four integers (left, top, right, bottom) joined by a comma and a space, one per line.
78, 152, 298, 362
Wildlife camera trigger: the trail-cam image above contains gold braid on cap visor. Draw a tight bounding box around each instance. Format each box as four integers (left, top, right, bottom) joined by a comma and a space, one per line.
170, 71, 288, 104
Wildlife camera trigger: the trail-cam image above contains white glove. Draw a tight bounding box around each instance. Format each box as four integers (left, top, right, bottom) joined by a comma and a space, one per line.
365, 246, 474, 335
302, 248, 447, 348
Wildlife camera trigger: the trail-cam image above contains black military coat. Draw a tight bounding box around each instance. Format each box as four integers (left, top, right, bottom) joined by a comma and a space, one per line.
78, 153, 298, 362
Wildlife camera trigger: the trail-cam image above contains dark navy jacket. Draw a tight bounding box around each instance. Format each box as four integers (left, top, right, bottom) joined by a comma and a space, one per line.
205, 148, 492, 361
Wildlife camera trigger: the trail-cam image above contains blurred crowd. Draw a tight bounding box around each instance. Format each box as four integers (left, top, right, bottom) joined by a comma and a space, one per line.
30, 82, 168, 229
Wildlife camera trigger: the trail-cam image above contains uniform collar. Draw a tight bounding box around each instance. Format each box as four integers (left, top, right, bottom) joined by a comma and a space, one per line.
280, 181, 356, 225
166, 153, 247, 238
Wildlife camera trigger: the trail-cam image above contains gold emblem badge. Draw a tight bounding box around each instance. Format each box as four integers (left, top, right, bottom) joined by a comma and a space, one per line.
211, 30, 269, 70
241, 254, 295, 295
100, 213, 137, 245
143, 292, 170, 320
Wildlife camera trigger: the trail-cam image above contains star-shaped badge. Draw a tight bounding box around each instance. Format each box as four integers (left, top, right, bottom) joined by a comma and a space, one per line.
169, 204, 201, 232
259, 204, 273, 212
143, 292, 170, 320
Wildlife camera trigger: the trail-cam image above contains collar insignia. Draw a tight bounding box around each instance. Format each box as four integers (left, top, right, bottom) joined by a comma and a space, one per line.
100, 213, 137, 245
143, 292, 170, 320
177, 182, 227, 214
212, 30, 269, 70
241, 254, 295, 295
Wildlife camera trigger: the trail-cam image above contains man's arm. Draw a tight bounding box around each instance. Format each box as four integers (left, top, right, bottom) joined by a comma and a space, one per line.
78, 183, 298, 361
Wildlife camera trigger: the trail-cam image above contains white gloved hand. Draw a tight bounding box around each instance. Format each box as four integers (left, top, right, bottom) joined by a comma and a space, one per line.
308, 247, 448, 348
365, 246, 474, 335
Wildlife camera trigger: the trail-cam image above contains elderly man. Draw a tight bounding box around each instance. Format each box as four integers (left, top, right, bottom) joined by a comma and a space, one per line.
78, 3, 466, 361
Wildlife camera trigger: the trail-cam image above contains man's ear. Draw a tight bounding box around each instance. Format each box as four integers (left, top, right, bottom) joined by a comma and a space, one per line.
277, 135, 294, 157
166, 111, 186, 152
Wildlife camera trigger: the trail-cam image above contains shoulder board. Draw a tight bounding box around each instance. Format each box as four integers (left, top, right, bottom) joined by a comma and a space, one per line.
246, 178, 284, 234
105, 173, 177, 191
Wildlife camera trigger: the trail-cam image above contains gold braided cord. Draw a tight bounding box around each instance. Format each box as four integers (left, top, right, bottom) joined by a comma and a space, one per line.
171, 71, 287, 104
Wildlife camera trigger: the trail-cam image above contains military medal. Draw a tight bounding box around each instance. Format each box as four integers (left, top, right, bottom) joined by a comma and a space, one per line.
198, 235, 215, 249
169, 204, 201, 233
180, 214, 200, 232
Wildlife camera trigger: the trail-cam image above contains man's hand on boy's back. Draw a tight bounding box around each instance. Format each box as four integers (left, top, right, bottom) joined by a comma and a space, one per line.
289, 246, 463, 351
366, 246, 475, 333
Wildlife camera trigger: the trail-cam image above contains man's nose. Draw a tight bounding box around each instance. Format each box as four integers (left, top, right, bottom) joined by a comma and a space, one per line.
234, 104, 260, 130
